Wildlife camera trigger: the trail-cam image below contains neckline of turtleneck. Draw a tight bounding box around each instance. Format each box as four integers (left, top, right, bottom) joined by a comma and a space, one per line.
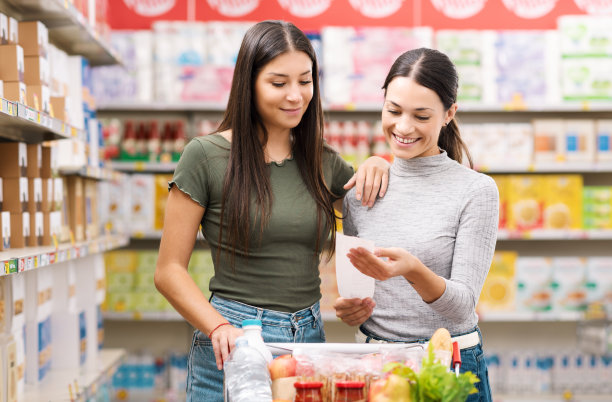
390, 150, 454, 177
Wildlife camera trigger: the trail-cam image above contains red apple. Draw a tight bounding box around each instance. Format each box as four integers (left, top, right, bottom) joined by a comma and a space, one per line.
268, 355, 297, 380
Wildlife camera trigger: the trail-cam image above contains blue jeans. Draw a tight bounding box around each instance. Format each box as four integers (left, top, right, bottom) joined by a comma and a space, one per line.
360, 326, 492, 402
186, 294, 326, 402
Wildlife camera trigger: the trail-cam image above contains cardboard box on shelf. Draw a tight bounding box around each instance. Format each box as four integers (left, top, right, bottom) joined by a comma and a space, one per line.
508, 175, 545, 231
23, 56, 48, 86
551, 257, 588, 312
0, 143, 27, 178
28, 211, 43, 247
9, 212, 29, 249
2, 82, 26, 104
49, 96, 68, 122
0, 45, 24, 82
0, 13, 7, 45
596, 120, 612, 163
27, 178, 42, 214
7, 17, 17, 45
66, 176, 84, 242
0, 79, 3, 98
563, 120, 596, 163
17, 21, 48, 58
544, 175, 583, 230
3, 178, 28, 214
516, 257, 554, 312
52, 177, 62, 212
479, 251, 518, 312
84, 179, 98, 240
0, 211, 10, 251
42, 211, 60, 246
25, 144, 41, 178
41, 178, 52, 213
40, 145, 57, 179
533, 119, 565, 164
26, 84, 49, 113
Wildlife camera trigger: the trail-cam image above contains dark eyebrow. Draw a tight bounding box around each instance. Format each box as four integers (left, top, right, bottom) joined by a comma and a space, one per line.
385, 100, 433, 111
266, 70, 312, 77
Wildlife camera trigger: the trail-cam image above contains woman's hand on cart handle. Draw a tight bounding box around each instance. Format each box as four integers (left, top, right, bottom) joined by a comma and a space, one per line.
333, 297, 376, 326
210, 324, 244, 370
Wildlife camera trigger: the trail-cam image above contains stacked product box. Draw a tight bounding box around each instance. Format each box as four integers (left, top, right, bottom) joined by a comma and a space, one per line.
559, 15, 612, 102
322, 27, 432, 106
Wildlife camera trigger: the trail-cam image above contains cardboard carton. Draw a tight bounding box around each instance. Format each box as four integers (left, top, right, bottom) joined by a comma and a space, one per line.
26, 144, 41, 178
0, 211, 10, 251
2, 82, 26, 104
25, 84, 49, 113
23, 56, 48, 86
0, 45, 24, 82
9, 212, 29, 249
17, 21, 48, 58
2, 178, 28, 213
27, 178, 42, 214
0, 143, 27, 178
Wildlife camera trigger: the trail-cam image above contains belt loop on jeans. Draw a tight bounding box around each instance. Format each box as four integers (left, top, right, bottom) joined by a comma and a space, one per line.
256, 308, 264, 320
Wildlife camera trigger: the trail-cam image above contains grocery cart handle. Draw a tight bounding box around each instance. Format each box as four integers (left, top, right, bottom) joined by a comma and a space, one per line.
265, 342, 425, 355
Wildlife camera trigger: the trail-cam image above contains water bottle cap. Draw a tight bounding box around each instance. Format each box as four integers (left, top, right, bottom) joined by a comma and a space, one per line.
242, 319, 262, 327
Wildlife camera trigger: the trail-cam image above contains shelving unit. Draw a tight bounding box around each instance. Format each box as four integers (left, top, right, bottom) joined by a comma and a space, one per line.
1, 0, 121, 66
1, 235, 129, 276
0, 98, 84, 142
22, 348, 126, 402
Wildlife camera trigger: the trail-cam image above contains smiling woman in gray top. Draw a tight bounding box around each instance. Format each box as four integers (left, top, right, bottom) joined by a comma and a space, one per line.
335, 48, 498, 402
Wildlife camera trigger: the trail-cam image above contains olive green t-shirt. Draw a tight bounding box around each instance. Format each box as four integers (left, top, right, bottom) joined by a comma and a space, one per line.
169, 134, 354, 312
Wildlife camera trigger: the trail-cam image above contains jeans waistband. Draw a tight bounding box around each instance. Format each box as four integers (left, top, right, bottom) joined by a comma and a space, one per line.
210, 294, 320, 328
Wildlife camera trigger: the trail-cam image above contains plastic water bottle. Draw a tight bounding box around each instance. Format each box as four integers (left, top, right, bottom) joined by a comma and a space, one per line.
241, 319, 273, 364
224, 337, 272, 402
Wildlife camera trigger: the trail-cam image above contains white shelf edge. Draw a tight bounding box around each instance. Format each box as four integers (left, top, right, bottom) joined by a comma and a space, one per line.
478, 311, 584, 322
103, 311, 184, 321
108, 161, 178, 173
0, 98, 86, 141
97, 101, 612, 113
494, 393, 612, 401
0, 234, 130, 276
59, 165, 125, 181
23, 348, 126, 402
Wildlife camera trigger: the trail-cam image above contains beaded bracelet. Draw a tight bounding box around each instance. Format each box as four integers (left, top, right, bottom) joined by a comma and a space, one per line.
208, 322, 231, 338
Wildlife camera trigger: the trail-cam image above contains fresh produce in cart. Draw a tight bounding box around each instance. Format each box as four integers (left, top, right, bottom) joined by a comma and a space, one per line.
266, 328, 479, 402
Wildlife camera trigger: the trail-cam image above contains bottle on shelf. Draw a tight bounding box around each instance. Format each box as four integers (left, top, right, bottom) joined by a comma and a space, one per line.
161, 122, 174, 163
148, 121, 161, 163
121, 121, 137, 159
173, 121, 186, 162
224, 337, 273, 402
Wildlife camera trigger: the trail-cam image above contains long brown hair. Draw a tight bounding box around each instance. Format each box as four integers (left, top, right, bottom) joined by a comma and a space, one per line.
216, 20, 337, 265
382, 48, 473, 167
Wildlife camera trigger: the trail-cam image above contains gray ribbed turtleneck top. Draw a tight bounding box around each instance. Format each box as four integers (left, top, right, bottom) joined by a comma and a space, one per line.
343, 151, 499, 340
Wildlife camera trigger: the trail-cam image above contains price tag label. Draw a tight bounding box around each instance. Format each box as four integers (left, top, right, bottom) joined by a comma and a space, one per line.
18, 258, 25, 272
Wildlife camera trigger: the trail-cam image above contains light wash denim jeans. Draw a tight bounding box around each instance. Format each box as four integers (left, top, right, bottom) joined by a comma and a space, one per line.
186, 294, 325, 402
359, 326, 492, 402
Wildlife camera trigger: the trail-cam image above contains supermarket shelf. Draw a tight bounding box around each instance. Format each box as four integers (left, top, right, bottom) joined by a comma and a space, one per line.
495, 394, 612, 401
97, 101, 225, 112
0, 234, 130, 276
326, 102, 612, 113
103, 311, 184, 321
23, 348, 126, 402
59, 165, 125, 181
479, 163, 612, 173
497, 229, 612, 240
108, 161, 178, 173
0, 98, 85, 142
478, 311, 584, 322
3, 0, 121, 66
98, 101, 612, 113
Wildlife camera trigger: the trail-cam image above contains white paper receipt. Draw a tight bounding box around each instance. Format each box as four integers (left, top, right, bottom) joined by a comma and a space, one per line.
335, 232, 376, 299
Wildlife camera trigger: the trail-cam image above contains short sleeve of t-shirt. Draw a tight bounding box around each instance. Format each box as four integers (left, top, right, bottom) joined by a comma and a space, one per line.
168, 137, 209, 208
325, 149, 354, 199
